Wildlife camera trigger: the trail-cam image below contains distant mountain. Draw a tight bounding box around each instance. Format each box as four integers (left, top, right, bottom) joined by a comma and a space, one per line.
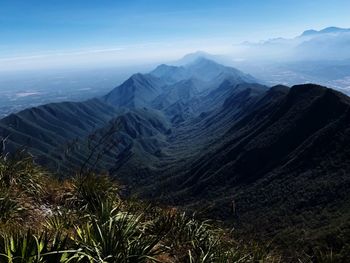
232, 27, 350, 94
0, 98, 118, 169
151, 78, 201, 110
237, 26, 350, 61
151, 57, 257, 86
103, 73, 166, 108
0, 56, 257, 169
174, 50, 231, 65
102, 56, 257, 111
186, 57, 256, 83
150, 64, 188, 84
301, 26, 350, 37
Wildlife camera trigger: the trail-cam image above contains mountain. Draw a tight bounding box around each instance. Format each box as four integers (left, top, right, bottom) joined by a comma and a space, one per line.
175, 51, 214, 64
301, 27, 350, 37
157, 84, 349, 194
103, 73, 166, 108
149, 64, 188, 84
151, 78, 201, 111
1, 56, 350, 254
237, 26, 350, 61
232, 27, 350, 94
0, 98, 118, 169
140, 84, 350, 248
0, 57, 255, 169
151, 57, 257, 87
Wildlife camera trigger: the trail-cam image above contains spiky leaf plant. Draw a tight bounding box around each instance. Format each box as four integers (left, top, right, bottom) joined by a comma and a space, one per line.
0, 230, 78, 263
71, 173, 119, 213
0, 151, 46, 197
0, 191, 22, 223
74, 212, 163, 263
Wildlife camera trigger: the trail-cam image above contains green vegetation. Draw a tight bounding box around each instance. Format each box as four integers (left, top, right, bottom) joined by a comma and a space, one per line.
0, 152, 346, 262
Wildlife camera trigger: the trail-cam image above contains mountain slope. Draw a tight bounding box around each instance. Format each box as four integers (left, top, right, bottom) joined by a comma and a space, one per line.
150, 64, 188, 84
58, 107, 171, 178
103, 73, 166, 108
174, 84, 350, 191
2, 57, 350, 254
151, 57, 257, 89
0, 57, 257, 172
144, 84, 350, 246
0, 98, 119, 169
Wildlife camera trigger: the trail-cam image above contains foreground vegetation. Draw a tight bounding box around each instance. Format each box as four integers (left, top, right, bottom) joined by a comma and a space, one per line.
0, 151, 346, 262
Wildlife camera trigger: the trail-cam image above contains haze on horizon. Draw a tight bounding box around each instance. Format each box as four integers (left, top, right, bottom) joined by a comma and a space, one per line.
1, 0, 350, 72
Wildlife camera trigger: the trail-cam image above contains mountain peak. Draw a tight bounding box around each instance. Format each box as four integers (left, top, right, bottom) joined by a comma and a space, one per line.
150, 64, 188, 84
129, 72, 150, 82
103, 73, 164, 108
187, 56, 220, 67
150, 54, 257, 85
320, 26, 350, 33
301, 29, 318, 37
176, 51, 222, 66
180, 51, 212, 62
153, 64, 180, 72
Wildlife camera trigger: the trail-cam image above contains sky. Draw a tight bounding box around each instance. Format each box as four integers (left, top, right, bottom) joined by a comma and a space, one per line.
1, 0, 350, 71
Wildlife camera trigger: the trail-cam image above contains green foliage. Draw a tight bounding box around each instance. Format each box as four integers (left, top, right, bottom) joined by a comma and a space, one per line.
71, 173, 119, 213
0, 151, 46, 197
44, 208, 75, 232
74, 213, 162, 262
0, 152, 345, 262
0, 231, 77, 263
147, 211, 271, 263
0, 192, 22, 223
149, 212, 220, 260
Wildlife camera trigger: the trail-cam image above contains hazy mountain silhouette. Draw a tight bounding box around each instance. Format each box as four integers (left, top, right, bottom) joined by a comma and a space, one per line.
103, 73, 166, 108
301, 26, 350, 37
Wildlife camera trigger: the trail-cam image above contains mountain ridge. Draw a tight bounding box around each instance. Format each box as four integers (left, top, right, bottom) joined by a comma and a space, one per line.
301, 26, 350, 37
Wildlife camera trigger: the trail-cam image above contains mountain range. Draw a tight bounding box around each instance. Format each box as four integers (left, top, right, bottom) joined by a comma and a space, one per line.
301, 26, 350, 37
1, 55, 350, 248
238, 26, 350, 61
229, 27, 350, 96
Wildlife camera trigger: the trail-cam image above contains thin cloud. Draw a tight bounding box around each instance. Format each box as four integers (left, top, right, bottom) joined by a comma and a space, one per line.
0, 47, 125, 62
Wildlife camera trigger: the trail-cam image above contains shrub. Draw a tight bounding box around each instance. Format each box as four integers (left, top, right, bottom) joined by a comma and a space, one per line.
70, 173, 119, 213
0, 231, 77, 263
0, 151, 46, 197
74, 212, 163, 262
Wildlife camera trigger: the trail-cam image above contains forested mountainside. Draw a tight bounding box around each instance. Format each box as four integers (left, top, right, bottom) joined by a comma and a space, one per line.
1, 57, 350, 259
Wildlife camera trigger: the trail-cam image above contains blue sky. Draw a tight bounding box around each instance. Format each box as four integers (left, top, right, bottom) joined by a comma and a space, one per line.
1, 0, 350, 70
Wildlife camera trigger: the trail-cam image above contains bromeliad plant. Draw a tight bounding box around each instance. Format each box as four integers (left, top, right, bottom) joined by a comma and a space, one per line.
0, 191, 22, 224
147, 211, 228, 263
0, 151, 46, 198
70, 172, 119, 214
0, 231, 79, 263
74, 212, 163, 263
